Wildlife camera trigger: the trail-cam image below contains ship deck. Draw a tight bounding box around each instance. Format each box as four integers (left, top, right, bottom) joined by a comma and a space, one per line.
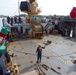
7, 35, 76, 75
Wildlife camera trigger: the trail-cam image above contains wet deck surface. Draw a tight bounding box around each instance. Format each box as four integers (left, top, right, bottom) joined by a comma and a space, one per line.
7, 35, 76, 75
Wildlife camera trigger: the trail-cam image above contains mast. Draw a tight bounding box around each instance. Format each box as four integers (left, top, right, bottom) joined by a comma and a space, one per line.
18, 0, 20, 16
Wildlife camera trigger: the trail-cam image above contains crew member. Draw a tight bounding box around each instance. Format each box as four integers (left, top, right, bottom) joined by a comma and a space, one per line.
36, 43, 45, 63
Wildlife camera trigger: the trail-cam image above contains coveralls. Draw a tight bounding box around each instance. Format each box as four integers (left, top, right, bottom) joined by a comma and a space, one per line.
36, 45, 45, 63
36, 46, 42, 63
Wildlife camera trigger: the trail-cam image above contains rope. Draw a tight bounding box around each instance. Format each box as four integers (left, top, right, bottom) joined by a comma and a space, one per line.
13, 7, 19, 16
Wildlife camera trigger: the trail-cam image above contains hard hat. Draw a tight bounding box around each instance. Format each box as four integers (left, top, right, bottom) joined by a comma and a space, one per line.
38, 43, 41, 46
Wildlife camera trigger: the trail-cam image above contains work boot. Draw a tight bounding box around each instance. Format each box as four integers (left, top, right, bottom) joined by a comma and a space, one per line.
36, 61, 39, 63
39, 60, 41, 63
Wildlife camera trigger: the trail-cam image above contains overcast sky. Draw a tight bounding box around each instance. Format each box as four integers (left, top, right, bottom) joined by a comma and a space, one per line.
0, 0, 76, 16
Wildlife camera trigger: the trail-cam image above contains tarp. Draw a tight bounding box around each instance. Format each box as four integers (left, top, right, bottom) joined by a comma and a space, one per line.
0, 44, 6, 53
1, 27, 10, 35
20, 1, 29, 11
70, 7, 76, 18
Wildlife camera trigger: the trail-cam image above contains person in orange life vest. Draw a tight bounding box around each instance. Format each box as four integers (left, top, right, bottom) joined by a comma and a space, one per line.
14, 17, 17, 23
36, 43, 45, 63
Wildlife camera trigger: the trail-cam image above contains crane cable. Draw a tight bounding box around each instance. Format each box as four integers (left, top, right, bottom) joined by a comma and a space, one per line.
12, 7, 19, 16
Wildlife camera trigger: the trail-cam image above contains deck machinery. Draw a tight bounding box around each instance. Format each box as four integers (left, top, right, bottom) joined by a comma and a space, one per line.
20, 0, 45, 38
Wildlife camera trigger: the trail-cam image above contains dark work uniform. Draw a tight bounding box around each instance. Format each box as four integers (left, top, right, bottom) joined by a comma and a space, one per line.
36, 46, 45, 63
36, 46, 42, 63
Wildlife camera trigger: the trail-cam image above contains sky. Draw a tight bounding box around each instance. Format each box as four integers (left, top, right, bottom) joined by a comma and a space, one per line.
0, 0, 76, 16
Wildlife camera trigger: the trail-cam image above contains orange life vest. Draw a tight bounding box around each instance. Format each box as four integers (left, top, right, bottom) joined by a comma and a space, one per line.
38, 47, 42, 52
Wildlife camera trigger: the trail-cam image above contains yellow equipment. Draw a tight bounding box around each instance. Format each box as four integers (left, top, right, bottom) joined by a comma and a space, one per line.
20, 0, 45, 38
6, 57, 12, 67
52, 29, 59, 34
38, 43, 41, 46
